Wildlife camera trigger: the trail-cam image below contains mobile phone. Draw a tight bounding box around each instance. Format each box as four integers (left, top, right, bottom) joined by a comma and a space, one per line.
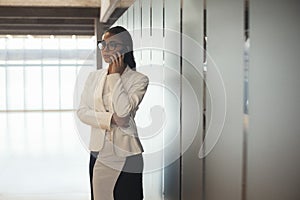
114, 48, 127, 60
118, 48, 127, 55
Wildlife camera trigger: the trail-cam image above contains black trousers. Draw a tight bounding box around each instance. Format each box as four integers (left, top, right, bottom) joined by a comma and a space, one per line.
89, 152, 144, 200
89, 151, 99, 200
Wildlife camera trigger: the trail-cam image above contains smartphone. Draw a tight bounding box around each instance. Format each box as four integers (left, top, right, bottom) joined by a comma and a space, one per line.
118, 48, 128, 55
113, 48, 127, 60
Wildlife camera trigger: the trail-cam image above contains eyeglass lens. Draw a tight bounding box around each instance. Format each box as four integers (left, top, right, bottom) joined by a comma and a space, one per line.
98, 40, 124, 51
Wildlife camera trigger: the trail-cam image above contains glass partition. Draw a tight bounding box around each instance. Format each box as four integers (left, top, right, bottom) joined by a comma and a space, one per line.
182, 0, 204, 199
205, 0, 244, 199
247, 1, 300, 199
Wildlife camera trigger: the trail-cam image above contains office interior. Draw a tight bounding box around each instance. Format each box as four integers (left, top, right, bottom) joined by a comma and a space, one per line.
0, 0, 299, 200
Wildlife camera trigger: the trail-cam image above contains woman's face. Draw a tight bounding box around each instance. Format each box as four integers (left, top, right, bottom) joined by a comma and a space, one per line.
100, 32, 127, 63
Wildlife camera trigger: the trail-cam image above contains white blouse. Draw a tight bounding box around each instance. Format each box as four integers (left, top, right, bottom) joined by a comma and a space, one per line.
97, 75, 126, 169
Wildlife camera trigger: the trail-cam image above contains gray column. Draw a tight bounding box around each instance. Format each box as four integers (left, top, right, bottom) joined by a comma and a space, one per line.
95, 18, 103, 69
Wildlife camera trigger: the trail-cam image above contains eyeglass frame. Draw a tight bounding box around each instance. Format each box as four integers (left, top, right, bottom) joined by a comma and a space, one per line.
97, 40, 126, 51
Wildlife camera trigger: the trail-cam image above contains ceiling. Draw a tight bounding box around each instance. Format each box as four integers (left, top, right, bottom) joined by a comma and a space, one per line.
0, 0, 134, 36
0, 0, 134, 8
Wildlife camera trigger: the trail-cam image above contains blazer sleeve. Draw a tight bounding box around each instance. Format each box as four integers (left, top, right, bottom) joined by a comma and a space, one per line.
77, 72, 113, 131
106, 73, 149, 117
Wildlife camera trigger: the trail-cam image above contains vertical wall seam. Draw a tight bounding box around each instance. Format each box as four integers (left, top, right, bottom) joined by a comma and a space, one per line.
202, 0, 207, 199
241, 0, 249, 200
180, 0, 183, 199
150, 0, 153, 61
162, 0, 165, 38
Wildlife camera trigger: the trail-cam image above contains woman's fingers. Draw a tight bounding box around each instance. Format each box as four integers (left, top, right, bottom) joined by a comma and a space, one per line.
117, 52, 124, 66
113, 114, 130, 127
109, 51, 125, 74
116, 52, 123, 67
111, 53, 118, 64
110, 52, 123, 67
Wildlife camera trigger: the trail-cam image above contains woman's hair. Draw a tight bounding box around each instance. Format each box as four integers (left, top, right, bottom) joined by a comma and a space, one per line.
105, 26, 136, 69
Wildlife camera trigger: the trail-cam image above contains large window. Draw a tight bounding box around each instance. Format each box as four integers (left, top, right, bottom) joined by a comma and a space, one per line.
0, 35, 96, 111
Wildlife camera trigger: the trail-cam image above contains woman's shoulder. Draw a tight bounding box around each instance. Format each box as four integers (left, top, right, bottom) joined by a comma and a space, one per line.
126, 67, 149, 81
88, 68, 107, 78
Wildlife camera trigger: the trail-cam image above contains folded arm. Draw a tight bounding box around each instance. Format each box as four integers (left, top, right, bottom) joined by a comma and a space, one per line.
106, 73, 149, 118
76, 72, 113, 131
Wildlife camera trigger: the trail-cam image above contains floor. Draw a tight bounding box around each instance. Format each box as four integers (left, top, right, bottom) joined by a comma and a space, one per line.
0, 111, 90, 200
0, 111, 163, 200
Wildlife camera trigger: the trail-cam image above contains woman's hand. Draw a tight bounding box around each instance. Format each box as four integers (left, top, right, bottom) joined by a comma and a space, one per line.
109, 52, 125, 74
111, 113, 130, 128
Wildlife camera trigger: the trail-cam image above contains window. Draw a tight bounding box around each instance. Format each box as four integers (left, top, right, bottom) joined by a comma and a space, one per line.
0, 35, 96, 111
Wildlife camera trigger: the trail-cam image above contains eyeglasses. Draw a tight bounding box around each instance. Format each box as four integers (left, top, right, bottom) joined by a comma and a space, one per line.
97, 40, 125, 51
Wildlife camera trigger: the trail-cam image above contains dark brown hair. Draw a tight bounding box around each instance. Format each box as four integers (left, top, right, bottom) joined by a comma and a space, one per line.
105, 26, 136, 69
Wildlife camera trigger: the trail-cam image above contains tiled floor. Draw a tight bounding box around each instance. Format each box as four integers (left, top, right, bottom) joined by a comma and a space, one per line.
0, 111, 90, 200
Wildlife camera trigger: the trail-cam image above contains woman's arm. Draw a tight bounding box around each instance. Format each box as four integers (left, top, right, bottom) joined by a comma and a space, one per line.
106, 73, 149, 118
77, 106, 113, 130
77, 72, 113, 131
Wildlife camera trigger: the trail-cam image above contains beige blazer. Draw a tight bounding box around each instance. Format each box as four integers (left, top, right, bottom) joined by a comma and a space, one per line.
77, 66, 149, 157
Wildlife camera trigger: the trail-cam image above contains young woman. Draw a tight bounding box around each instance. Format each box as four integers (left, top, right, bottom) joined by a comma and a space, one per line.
77, 26, 149, 200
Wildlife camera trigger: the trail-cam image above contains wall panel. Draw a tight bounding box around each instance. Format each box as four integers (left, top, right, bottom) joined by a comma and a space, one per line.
163, 0, 181, 200
182, 0, 204, 199
151, 0, 163, 66
205, 0, 244, 200
127, 5, 134, 31
141, 0, 150, 65
247, 0, 300, 199
114, 1, 300, 200
133, 0, 141, 65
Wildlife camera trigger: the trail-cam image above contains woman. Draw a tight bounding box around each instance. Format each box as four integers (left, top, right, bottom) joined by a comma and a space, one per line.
77, 26, 149, 200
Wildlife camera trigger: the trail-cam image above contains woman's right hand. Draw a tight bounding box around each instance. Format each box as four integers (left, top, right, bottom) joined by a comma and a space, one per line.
111, 113, 130, 128
108, 52, 125, 74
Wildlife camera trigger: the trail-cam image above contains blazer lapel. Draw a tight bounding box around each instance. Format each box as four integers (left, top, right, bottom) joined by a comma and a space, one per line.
94, 69, 107, 112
